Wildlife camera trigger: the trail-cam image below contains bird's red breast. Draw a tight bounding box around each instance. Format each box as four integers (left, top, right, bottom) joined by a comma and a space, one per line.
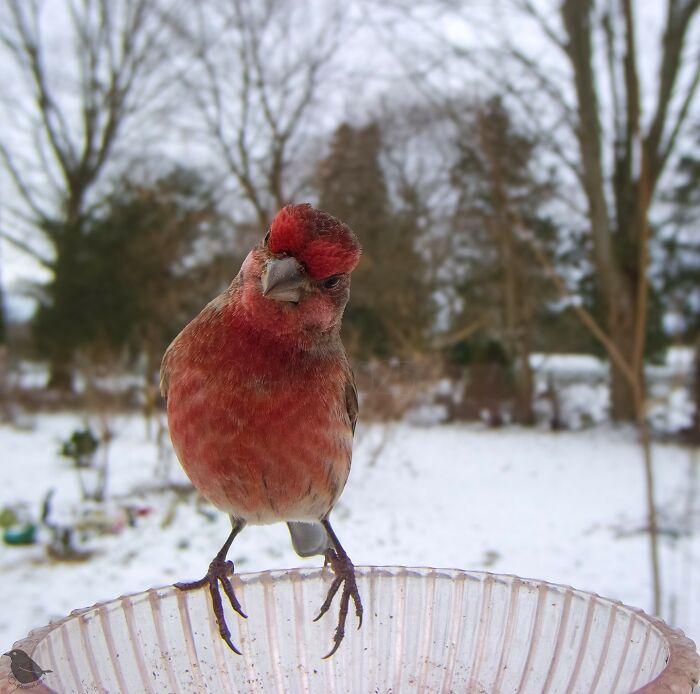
163, 294, 354, 524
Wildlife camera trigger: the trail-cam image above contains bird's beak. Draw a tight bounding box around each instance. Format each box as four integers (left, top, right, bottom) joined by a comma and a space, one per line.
262, 256, 305, 303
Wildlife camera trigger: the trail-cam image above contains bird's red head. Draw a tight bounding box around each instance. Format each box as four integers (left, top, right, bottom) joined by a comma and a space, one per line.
236, 204, 361, 343
267, 204, 361, 280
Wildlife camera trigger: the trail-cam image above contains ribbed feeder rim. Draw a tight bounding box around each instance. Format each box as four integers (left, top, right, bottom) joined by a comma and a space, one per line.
1, 566, 698, 694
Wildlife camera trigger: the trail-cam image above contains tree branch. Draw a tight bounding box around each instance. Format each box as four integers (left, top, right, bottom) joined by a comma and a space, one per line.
510, 0, 567, 51
658, 49, 700, 172
0, 230, 52, 268
0, 142, 51, 221
520, 226, 637, 386
645, 0, 700, 187
561, 0, 616, 302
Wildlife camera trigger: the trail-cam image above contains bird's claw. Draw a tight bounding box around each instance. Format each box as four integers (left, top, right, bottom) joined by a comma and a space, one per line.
176, 555, 247, 655
314, 549, 363, 658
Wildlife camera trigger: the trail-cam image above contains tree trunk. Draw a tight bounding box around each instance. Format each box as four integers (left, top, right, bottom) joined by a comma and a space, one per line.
515, 331, 536, 426
692, 340, 700, 443
47, 353, 74, 392
610, 351, 640, 421
608, 281, 643, 421
43, 225, 81, 393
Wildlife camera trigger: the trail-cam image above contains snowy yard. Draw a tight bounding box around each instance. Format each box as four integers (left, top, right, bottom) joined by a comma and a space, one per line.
1, 412, 698, 657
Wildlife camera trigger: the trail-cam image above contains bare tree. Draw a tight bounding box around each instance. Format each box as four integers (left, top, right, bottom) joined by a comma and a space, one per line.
558, 0, 700, 421
480, 0, 698, 614
517, 0, 699, 614
454, 98, 559, 424
0, 0, 180, 388
387, 0, 700, 421
376, 0, 699, 616
172, 0, 349, 230
488, 0, 700, 422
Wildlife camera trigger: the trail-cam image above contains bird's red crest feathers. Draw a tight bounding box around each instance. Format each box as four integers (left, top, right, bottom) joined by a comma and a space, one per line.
268, 204, 361, 280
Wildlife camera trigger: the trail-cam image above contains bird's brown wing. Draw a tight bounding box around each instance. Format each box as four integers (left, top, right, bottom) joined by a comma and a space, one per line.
11, 655, 45, 683
344, 362, 359, 436
160, 288, 236, 400
286, 360, 355, 557
159, 340, 177, 399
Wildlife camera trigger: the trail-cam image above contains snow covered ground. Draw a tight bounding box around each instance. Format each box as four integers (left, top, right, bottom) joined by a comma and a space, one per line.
1, 411, 698, 660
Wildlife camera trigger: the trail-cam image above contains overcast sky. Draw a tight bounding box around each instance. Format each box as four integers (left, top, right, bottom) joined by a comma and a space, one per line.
0, 0, 696, 321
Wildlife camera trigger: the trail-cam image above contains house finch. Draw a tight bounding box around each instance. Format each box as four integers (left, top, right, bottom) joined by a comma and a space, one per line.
161, 203, 363, 658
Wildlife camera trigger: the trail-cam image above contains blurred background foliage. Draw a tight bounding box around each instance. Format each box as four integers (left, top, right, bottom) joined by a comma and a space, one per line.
0, 0, 698, 432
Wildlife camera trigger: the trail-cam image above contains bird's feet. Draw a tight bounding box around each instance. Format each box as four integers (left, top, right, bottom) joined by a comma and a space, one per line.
175, 554, 247, 654
314, 547, 363, 658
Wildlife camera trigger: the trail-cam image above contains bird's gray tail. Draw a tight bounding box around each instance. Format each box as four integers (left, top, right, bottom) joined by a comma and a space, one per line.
287, 521, 331, 557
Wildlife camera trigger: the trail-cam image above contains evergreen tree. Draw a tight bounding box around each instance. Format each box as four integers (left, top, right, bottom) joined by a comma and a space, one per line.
664, 131, 700, 438
0, 280, 6, 346
664, 137, 700, 341
449, 97, 558, 423
32, 168, 229, 378
317, 122, 433, 359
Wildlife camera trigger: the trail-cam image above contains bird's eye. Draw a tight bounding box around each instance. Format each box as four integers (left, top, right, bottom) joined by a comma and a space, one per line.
323, 275, 341, 289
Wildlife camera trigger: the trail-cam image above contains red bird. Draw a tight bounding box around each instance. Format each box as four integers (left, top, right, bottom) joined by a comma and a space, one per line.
161, 203, 363, 657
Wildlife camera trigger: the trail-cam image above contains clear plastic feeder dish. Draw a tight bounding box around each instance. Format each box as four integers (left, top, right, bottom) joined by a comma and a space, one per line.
1, 567, 698, 693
